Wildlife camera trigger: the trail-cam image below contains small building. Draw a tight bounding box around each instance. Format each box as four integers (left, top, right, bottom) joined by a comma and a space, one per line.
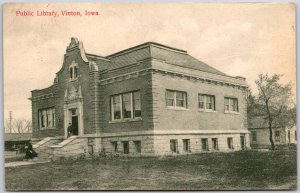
4, 133, 32, 152
29, 38, 250, 158
248, 117, 297, 148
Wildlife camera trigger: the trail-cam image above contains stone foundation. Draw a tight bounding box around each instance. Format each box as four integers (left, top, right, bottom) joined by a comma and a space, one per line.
97, 130, 250, 156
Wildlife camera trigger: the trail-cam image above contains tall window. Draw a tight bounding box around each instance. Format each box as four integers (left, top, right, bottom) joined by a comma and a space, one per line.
275, 130, 280, 142
295, 131, 297, 141
69, 62, 78, 80
252, 131, 257, 142
224, 97, 238, 112
38, 107, 55, 129
110, 91, 141, 121
199, 94, 215, 110
166, 90, 187, 108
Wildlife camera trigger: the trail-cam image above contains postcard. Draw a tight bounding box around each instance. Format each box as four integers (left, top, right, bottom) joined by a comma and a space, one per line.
3, 2, 296, 190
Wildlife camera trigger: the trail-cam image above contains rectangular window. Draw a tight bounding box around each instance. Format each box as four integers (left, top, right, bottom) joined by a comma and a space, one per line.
198, 94, 215, 110
133, 91, 141, 118
134, 141, 141, 153
227, 137, 233, 149
224, 97, 238, 112
170, 139, 178, 153
110, 91, 141, 121
183, 139, 190, 152
166, 90, 187, 108
111, 141, 118, 153
112, 95, 121, 120
212, 138, 218, 150
201, 138, 208, 151
123, 93, 132, 119
252, 131, 257, 142
38, 107, 55, 129
122, 141, 129, 154
295, 131, 297, 141
275, 130, 280, 142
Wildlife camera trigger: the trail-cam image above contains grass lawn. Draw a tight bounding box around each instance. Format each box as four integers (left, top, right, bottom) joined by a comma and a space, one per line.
5, 150, 297, 190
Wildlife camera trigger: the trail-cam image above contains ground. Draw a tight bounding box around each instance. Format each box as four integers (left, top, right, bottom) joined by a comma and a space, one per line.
5, 150, 297, 190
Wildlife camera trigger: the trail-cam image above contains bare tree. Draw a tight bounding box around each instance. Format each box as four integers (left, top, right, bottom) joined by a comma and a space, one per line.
4, 118, 32, 133
255, 73, 293, 150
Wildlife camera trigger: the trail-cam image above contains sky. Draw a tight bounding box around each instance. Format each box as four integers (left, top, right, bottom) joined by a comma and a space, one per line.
3, 2, 296, 121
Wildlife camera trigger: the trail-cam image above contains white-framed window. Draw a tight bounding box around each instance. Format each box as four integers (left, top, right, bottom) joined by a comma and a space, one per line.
275, 130, 280, 142
166, 90, 187, 108
38, 107, 55, 129
110, 90, 141, 121
224, 97, 238, 112
199, 94, 215, 110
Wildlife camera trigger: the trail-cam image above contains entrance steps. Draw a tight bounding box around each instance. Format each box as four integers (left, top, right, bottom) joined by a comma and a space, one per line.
33, 136, 89, 161
50, 136, 88, 160
33, 136, 64, 159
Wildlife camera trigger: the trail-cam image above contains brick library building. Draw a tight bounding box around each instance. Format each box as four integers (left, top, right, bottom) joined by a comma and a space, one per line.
30, 38, 250, 158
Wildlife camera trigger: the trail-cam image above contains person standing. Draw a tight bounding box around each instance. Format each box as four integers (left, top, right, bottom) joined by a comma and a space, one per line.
67, 123, 73, 137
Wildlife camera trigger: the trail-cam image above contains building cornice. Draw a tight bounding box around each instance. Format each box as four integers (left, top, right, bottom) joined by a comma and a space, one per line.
99, 67, 248, 90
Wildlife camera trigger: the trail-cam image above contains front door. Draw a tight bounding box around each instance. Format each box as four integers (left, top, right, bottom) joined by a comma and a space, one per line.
240, 135, 245, 150
72, 116, 78, 135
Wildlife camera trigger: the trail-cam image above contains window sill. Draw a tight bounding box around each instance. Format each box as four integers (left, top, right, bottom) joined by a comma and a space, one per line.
40, 127, 56, 130
166, 106, 189, 111
224, 111, 239, 115
109, 117, 142, 124
69, 78, 78, 82
198, 109, 217, 113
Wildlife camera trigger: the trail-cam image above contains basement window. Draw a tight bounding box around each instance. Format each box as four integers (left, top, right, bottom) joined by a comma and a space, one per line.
170, 139, 178, 153
134, 141, 141, 153
111, 141, 118, 153
252, 131, 257, 142
227, 137, 234, 149
212, 138, 218, 150
201, 138, 209, 151
122, 141, 129, 154
183, 139, 191, 152
275, 130, 280, 142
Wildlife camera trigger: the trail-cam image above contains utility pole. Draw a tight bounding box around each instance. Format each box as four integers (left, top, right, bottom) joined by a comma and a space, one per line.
9, 111, 12, 133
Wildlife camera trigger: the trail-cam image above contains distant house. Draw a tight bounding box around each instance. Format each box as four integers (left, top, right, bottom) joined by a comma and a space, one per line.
29, 37, 250, 158
248, 117, 297, 148
4, 133, 32, 151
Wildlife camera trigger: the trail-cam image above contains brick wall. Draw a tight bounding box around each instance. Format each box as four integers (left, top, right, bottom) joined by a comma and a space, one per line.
99, 61, 154, 134
31, 47, 94, 139
150, 69, 247, 132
